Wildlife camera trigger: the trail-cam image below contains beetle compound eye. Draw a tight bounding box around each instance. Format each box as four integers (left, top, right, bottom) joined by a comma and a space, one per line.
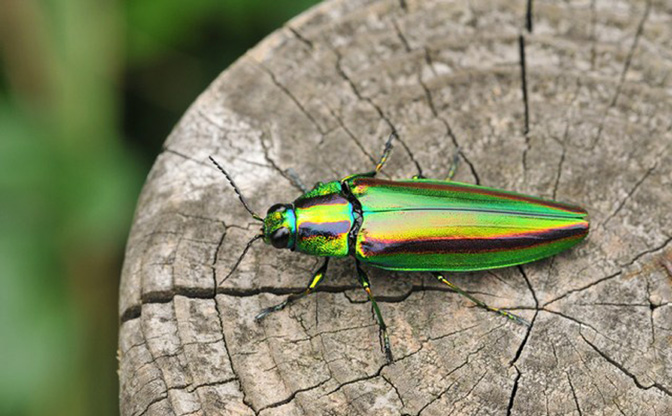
270, 227, 290, 248
267, 204, 287, 215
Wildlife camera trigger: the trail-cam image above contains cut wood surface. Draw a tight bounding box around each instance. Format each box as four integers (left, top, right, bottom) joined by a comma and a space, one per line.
118, 0, 672, 414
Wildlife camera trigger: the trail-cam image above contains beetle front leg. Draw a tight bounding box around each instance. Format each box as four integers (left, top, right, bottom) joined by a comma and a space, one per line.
355, 260, 393, 362
284, 167, 309, 193
255, 258, 329, 321
432, 272, 530, 326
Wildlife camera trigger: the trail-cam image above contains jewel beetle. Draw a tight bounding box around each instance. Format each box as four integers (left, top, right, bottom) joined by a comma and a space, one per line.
210, 133, 589, 362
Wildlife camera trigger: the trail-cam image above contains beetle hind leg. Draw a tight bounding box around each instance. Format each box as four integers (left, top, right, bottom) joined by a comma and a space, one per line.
255, 258, 329, 321
355, 260, 394, 363
432, 272, 530, 326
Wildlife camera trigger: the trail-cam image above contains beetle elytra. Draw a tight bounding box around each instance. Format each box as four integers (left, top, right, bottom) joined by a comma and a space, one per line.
210, 133, 589, 362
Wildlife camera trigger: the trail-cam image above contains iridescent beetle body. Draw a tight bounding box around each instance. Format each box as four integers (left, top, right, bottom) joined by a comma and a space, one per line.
264, 178, 588, 270
265, 181, 353, 257
211, 133, 589, 361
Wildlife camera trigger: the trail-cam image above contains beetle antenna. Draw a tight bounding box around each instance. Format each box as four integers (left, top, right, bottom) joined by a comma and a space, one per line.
209, 156, 263, 222
220, 234, 263, 285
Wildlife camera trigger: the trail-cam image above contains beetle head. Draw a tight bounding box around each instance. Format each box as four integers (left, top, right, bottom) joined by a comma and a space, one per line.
263, 204, 296, 249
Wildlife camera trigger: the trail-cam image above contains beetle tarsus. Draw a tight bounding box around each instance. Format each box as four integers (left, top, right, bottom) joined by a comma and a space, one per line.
341, 132, 399, 183
499, 308, 530, 326
374, 131, 397, 174
255, 302, 288, 321
445, 147, 461, 181
381, 329, 393, 363
492, 307, 530, 327
433, 272, 530, 327
254, 258, 329, 322
356, 260, 394, 362
284, 168, 309, 193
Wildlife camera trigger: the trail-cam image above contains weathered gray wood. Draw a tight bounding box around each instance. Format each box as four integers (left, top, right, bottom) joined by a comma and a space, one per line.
118, 0, 672, 414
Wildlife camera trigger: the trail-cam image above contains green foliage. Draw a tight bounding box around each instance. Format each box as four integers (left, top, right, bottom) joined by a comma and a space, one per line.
0, 0, 319, 414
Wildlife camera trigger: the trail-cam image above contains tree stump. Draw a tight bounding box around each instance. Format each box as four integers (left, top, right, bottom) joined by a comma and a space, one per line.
118, 0, 672, 414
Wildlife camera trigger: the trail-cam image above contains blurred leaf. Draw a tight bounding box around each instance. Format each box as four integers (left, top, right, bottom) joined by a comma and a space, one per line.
0, 0, 320, 414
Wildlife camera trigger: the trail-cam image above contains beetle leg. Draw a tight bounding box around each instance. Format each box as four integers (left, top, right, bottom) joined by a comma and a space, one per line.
445, 147, 461, 181
285, 168, 309, 193
411, 147, 459, 181
373, 131, 396, 174
341, 132, 397, 182
255, 258, 329, 321
432, 272, 530, 326
355, 260, 394, 362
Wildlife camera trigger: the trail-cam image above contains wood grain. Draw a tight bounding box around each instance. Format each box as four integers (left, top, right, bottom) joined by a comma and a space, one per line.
118, 0, 672, 414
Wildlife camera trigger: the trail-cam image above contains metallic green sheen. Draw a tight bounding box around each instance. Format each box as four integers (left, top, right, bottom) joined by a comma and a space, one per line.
292, 181, 353, 257
346, 178, 589, 272
296, 181, 343, 201
263, 207, 296, 248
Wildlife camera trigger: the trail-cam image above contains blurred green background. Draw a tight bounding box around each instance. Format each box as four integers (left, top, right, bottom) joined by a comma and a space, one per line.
0, 1, 318, 414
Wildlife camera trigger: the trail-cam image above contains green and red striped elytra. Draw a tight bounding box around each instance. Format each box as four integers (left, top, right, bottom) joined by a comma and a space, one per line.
209, 133, 589, 362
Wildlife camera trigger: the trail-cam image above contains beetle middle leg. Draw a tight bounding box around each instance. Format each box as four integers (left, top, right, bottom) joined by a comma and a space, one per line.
342, 132, 397, 182
255, 258, 330, 321
432, 272, 530, 326
411, 146, 460, 181
444, 147, 461, 181
355, 260, 394, 362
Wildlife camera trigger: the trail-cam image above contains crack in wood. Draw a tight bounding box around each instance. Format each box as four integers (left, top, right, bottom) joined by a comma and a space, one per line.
391, 18, 483, 185
519, 35, 531, 175
544, 271, 622, 307
591, 0, 651, 150
620, 236, 672, 268
600, 163, 657, 229
551, 124, 570, 200
120, 1, 672, 414
568, 334, 612, 407
332, 47, 425, 178
322, 360, 390, 397
567, 371, 583, 416
580, 332, 672, 397
327, 107, 378, 165
286, 26, 313, 50
542, 309, 615, 346
446, 369, 488, 416
382, 374, 405, 408
526, 0, 533, 33
213, 297, 255, 414
589, 0, 597, 71
392, 18, 411, 53
259, 131, 310, 193
134, 312, 172, 416
257, 376, 333, 413
509, 310, 536, 367
417, 64, 481, 184
506, 366, 521, 416
415, 344, 486, 415
254, 60, 326, 135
